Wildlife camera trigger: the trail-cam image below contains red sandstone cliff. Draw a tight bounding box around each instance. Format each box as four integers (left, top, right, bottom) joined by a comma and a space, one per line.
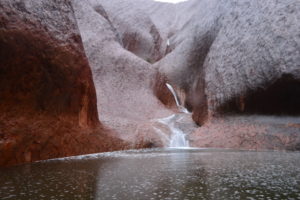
72, 0, 300, 150
0, 0, 126, 166
1, 0, 299, 166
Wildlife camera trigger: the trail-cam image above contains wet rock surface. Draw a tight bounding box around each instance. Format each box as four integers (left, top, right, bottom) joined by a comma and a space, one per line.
72, 0, 299, 150
154, 0, 300, 125
190, 115, 300, 150
72, 0, 174, 147
1, 0, 299, 165
0, 0, 126, 166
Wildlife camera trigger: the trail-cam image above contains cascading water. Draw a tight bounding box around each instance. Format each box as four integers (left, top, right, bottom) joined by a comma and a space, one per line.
169, 129, 189, 147
166, 83, 189, 114
157, 114, 189, 147
162, 83, 190, 148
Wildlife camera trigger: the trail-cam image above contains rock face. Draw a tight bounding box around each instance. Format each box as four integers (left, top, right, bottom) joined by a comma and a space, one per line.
155, 0, 300, 149
1, 0, 299, 166
74, 0, 299, 150
0, 0, 125, 166
154, 0, 300, 124
0, 0, 99, 127
190, 116, 300, 151
72, 0, 174, 146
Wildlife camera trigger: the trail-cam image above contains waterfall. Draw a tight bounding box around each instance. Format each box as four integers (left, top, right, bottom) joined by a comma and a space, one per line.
169, 129, 189, 147
163, 83, 190, 148
157, 114, 189, 148
166, 83, 189, 113
166, 83, 180, 107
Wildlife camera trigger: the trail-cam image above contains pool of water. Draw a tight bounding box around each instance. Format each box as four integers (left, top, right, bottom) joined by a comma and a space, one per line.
0, 148, 299, 200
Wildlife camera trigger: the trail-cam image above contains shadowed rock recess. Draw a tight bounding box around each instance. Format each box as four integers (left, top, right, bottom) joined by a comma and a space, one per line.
0, 0, 299, 165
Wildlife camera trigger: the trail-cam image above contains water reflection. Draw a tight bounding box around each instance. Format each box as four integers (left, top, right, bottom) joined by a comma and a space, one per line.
0, 148, 299, 200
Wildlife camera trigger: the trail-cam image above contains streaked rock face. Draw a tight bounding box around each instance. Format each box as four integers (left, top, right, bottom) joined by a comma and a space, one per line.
73, 0, 299, 150
78, 0, 300, 124
1, 0, 299, 166
0, 0, 99, 127
0, 0, 125, 166
153, 0, 300, 124
72, 0, 174, 146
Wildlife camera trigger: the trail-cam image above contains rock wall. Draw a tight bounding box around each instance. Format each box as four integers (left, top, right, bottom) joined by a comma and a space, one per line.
155, 0, 300, 124
72, 0, 174, 146
79, 0, 299, 149
0, 0, 125, 166
1, 0, 299, 166
190, 115, 300, 151
156, 0, 300, 149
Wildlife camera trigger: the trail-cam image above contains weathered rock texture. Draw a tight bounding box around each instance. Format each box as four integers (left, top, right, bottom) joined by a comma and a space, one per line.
1, 0, 300, 166
73, 0, 299, 150
154, 0, 300, 124
0, 0, 126, 166
190, 115, 300, 151
155, 0, 300, 149
72, 0, 174, 147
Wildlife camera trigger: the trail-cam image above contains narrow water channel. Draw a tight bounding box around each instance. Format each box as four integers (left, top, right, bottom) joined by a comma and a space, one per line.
0, 148, 299, 200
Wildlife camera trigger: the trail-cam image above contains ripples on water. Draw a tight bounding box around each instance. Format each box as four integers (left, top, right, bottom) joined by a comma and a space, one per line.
0, 148, 299, 200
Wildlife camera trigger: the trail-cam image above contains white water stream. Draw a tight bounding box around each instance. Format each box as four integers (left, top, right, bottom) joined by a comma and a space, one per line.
166, 83, 189, 114
163, 83, 190, 147
157, 114, 189, 147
